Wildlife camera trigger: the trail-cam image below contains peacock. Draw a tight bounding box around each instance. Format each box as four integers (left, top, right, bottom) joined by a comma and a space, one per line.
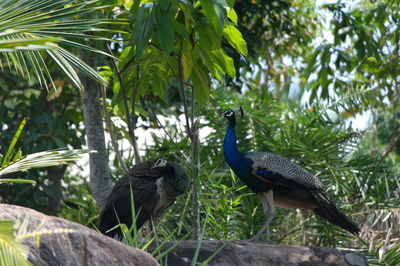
99, 158, 189, 238
221, 108, 360, 241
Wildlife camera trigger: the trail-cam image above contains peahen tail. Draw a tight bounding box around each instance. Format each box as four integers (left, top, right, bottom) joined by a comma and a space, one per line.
313, 192, 360, 235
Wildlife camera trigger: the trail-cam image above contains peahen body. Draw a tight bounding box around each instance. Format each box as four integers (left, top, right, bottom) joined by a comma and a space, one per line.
221, 108, 360, 241
99, 159, 189, 238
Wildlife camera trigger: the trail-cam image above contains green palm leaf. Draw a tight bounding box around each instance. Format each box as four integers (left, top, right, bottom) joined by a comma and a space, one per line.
0, 220, 31, 266
0, 149, 94, 177
0, 0, 122, 89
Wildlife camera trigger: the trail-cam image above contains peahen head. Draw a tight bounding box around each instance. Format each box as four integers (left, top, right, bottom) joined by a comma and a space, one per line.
161, 161, 190, 197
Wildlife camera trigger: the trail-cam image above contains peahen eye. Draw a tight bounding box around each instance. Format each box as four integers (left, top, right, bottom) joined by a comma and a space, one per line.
152, 158, 168, 168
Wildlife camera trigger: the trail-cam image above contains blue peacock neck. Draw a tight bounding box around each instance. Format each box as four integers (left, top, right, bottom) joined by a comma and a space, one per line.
223, 118, 243, 170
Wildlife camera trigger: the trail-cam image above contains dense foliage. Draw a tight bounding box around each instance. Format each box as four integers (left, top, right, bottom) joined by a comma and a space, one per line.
1, 0, 399, 265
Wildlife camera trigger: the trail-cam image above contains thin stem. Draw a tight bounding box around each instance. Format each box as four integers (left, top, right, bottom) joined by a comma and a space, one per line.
178, 47, 192, 139
106, 45, 132, 136
131, 65, 141, 164
177, 43, 200, 240
106, 43, 141, 164
146, 101, 190, 164
100, 85, 128, 174
191, 88, 200, 241
371, 107, 377, 157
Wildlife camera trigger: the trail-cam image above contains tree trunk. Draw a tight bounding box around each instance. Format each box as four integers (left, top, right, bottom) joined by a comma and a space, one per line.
46, 166, 67, 215
80, 50, 113, 210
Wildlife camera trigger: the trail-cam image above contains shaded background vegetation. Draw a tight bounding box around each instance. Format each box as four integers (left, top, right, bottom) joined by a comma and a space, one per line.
0, 0, 399, 265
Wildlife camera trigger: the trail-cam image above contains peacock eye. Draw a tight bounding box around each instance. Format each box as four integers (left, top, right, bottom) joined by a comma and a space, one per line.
224, 111, 233, 117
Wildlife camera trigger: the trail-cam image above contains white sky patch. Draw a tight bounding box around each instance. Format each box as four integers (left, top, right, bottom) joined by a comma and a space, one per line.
67, 114, 215, 181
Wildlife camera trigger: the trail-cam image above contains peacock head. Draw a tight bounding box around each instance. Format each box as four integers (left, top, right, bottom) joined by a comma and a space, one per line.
220, 107, 244, 123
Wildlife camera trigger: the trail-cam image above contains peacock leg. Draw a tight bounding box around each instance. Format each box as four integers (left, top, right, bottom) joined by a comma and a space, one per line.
250, 190, 276, 243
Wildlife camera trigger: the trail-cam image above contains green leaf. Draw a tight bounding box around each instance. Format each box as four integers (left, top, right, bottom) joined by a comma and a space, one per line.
0, 220, 31, 266
196, 18, 221, 50
200, 0, 228, 31
0, 0, 116, 90
0, 149, 93, 177
211, 48, 235, 77
319, 67, 330, 95
154, 1, 174, 54
366, 56, 377, 64
0, 179, 36, 184
47, 49, 83, 90
227, 8, 237, 24
0, 38, 61, 50
182, 39, 193, 81
133, 4, 155, 60
192, 62, 210, 103
197, 46, 221, 80
305, 50, 320, 79
2, 119, 26, 168
223, 23, 247, 56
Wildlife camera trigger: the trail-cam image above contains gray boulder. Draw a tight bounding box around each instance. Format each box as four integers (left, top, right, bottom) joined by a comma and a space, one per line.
0, 204, 159, 266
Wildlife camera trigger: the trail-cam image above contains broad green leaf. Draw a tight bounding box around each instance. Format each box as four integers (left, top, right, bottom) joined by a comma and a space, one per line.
192, 62, 210, 103
304, 49, 320, 79
182, 39, 193, 81
173, 19, 189, 38
151, 75, 165, 99
154, 1, 174, 54
227, 8, 237, 24
196, 18, 221, 50
196, 45, 221, 80
223, 23, 247, 56
133, 4, 155, 60
200, 0, 227, 31
211, 48, 235, 77
319, 67, 330, 93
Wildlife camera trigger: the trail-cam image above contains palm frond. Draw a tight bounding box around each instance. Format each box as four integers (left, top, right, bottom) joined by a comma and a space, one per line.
0, 220, 31, 266
0, 149, 94, 177
0, 0, 124, 89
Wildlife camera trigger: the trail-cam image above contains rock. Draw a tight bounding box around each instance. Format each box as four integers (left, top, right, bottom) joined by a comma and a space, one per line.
0, 204, 159, 266
147, 240, 368, 266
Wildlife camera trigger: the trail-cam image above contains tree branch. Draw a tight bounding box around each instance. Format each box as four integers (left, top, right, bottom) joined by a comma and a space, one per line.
382, 129, 400, 159
382, 83, 400, 159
